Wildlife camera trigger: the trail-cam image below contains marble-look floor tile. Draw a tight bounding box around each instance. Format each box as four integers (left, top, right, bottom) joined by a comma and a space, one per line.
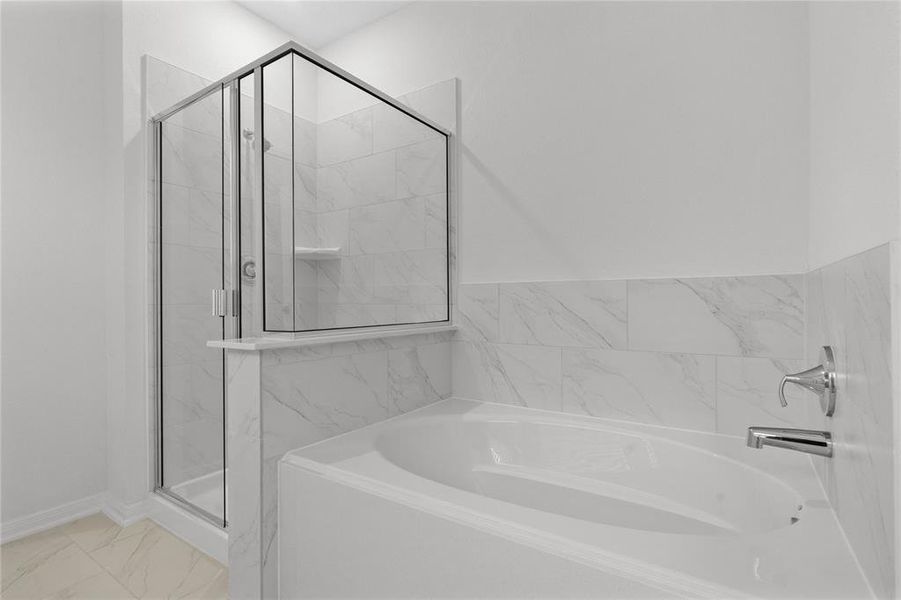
193, 570, 228, 599
2, 541, 106, 599
562, 348, 715, 431
89, 519, 226, 599
60, 513, 151, 554
628, 275, 804, 358
499, 281, 627, 349
46, 570, 136, 599
1, 516, 221, 600
1, 527, 87, 595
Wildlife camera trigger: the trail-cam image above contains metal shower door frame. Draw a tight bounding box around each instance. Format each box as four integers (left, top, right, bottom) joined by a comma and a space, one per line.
149, 41, 453, 528
151, 80, 238, 528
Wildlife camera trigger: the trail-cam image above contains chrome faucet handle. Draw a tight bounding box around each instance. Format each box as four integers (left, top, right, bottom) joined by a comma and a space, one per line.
778, 346, 837, 416
777, 377, 792, 408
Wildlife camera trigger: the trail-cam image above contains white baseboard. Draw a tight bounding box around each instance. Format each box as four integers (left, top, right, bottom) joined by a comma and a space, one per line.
0, 493, 106, 544
102, 494, 150, 528
1, 491, 227, 565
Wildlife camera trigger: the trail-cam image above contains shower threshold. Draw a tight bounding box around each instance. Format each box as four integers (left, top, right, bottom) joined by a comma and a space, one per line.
169, 469, 227, 523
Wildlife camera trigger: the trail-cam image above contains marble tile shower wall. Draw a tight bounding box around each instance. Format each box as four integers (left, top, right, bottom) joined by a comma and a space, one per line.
150, 58, 225, 489
258, 80, 451, 331
259, 102, 320, 331
805, 243, 896, 599
453, 275, 810, 436
313, 81, 451, 329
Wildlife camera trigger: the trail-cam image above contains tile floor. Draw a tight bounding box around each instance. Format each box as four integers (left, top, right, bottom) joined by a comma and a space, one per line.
0, 514, 226, 599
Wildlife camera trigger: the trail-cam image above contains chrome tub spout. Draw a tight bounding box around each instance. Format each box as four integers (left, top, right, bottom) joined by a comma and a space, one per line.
746, 427, 833, 458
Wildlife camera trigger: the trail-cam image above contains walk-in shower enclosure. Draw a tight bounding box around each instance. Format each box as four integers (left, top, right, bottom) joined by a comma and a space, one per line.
150, 42, 451, 525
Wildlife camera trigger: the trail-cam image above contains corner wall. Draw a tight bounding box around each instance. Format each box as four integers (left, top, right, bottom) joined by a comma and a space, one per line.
806, 3, 901, 597
805, 244, 896, 599
108, 0, 293, 514
318, 1, 810, 284
808, 2, 901, 270
0, 0, 297, 536
1, 0, 110, 528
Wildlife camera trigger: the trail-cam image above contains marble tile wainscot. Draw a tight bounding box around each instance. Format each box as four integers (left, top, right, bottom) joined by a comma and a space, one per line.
452, 257, 901, 599
213, 327, 454, 598
453, 274, 808, 435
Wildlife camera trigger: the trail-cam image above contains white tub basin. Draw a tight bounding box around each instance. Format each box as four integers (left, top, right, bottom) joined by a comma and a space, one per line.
280, 399, 872, 599
375, 419, 802, 536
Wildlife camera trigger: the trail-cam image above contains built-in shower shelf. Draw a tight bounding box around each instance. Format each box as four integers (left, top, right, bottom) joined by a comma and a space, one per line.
294, 247, 342, 260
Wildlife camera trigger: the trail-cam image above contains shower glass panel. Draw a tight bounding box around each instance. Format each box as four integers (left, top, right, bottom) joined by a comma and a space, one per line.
157, 86, 228, 526
151, 42, 450, 527
260, 52, 450, 332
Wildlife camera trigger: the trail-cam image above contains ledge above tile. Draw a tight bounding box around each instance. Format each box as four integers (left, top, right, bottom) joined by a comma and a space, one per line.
207, 324, 457, 351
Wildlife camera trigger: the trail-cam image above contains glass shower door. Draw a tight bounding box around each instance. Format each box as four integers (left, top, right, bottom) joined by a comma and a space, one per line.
157, 86, 230, 526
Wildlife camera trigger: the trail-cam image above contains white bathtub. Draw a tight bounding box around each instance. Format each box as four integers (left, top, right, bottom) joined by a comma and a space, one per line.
279, 399, 871, 599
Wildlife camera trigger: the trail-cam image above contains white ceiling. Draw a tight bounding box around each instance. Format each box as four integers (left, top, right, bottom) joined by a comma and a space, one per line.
237, 0, 413, 49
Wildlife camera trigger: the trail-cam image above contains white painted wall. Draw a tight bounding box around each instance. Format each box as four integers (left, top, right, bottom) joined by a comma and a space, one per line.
1, 1, 110, 522
1, 0, 293, 526
319, 1, 810, 283
808, 1, 901, 270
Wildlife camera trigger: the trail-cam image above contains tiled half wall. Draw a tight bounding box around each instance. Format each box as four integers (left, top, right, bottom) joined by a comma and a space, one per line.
226, 332, 454, 599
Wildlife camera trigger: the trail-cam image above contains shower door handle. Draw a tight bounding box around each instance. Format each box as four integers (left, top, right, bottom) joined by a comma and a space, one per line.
211, 289, 228, 317
212, 289, 239, 318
